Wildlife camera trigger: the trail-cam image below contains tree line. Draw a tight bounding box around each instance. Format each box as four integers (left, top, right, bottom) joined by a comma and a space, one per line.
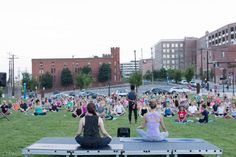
21, 63, 112, 91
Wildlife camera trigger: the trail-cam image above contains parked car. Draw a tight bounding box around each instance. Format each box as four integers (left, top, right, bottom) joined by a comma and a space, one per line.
144, 88, 168, 95
169, 86, 191, 93
68, 92, 76, 97
190, 81, 197, 87
78, 91, 98, 99
179, 80, 188, 85
50, 93, 69, 99
116, 89, 128, 97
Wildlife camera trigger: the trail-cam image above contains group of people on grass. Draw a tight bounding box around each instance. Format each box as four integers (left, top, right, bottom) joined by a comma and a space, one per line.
1, 84, 236, 148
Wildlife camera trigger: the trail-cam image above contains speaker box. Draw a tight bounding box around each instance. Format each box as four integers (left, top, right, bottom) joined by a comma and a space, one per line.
117, 127, 130, 137
0, 73, 7, 87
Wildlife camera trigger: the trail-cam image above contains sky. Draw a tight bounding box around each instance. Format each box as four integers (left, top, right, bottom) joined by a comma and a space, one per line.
0, 0, 236, 79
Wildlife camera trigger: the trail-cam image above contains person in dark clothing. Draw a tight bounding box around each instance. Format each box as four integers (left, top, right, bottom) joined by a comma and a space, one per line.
199, 104, 209, 123
75, 102, 112, 148
127, 84, 137, 124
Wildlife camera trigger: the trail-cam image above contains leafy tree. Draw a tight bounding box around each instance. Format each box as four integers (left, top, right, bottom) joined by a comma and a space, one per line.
153, 70, 160, 80
173, 69, 182, 83
29, 77, 39, 91
98, 63, 111, 82
129, 71, 142, 92
22, 72, 31, 90
81, 65, 92, 74
39, 72, 53, 89
143, 70, 152, 81
159, 68, 167, 80
76, 72, 93, 89
0, 87, 3, 98
61, 68, 73, 87
167, 69, 175, 80
184, 65, 194, 82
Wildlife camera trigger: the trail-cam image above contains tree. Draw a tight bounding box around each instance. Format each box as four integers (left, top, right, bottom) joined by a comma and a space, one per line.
184, 65, 194, 82
153, 70, 160, 80
173, 69, 182, 83
22, 72, 31, 90
167, 69, 175, 80
81, 65, 92, 74
98, 63, 111, 83
61, 68, 73, 87
39, 72, 53, 89
76, 72, 93, 89
159, 68, 167, 80
29, 77, 39, 91
129, 71, 142, 92
143, 70, 152, 81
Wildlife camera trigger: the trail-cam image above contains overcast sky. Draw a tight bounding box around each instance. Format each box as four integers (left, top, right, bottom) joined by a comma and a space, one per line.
0, 0, 236, 78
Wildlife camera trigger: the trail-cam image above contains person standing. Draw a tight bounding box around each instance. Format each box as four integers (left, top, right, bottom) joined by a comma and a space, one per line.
127, 84, 137, 124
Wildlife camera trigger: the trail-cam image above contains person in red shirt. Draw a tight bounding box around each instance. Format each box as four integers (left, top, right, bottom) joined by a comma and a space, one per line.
177, 106, 187, 122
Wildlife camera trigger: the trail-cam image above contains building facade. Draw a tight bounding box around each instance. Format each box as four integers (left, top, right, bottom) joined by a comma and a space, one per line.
32, 47, 121, 90
154, 38, 197, 70
139, 58, 153, 76
120, 61, 139, 78
196, 23, 236, 83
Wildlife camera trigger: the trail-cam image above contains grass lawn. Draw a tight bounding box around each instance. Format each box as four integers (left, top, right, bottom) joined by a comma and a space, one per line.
0, 109, 236, 157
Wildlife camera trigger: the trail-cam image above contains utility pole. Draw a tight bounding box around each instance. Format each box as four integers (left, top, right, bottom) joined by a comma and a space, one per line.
200, 48, 203, 84
134, 50, 137, 72
9, 54, 18, 97
206, 50, 209, 91
151, 47, 154, 84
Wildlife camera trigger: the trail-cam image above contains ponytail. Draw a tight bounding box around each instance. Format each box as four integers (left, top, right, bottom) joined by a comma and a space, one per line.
87, 102, 97, 116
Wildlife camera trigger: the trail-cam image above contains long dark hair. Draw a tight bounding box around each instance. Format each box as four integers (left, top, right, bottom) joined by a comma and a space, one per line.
87, 102, 97, 116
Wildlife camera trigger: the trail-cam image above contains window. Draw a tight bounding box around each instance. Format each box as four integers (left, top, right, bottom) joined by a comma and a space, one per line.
163, 49, 166, 53
166, 49, 170, 53
163, 43, 166, 47
167, 54, 170, 58
166, 43, 170, 47
222, 37, 225, 42
180, 43, 183, 47
171, 49, 174, 53
172, 60, 175, 64
222, 52, 225, 58
175, 43, 178, 47
172, 54, 175, 58
167, 60, 170, 64
163, 54, 166, 58
231, 34, 234, 39
171, 43, 175, 47
222, 30, 225, 34
226, 29, 228, 33
231, 27, 234, 32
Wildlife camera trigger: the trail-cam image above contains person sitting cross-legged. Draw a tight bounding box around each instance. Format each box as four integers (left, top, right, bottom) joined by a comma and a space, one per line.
136, 99, 169, 142
176, 106, 187, 123
75, 102, 112, 148
34, 99, 47, 116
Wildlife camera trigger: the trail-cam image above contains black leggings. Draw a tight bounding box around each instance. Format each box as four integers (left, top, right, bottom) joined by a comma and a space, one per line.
34, 112, 46, 116
128, 103, 137, 123
75, 135, 111, 148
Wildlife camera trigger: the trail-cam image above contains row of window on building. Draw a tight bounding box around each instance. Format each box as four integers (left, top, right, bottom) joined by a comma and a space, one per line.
162, 43, 183, 48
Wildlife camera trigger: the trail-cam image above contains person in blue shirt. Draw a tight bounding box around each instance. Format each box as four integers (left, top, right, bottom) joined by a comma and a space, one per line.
34, 99, 46, 116
127, 85, 137, 124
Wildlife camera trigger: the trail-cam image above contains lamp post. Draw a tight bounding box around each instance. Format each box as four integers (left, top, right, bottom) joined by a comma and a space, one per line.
151, 47, 154, 84
233, 68, 235, 96
206, 50, 209, 91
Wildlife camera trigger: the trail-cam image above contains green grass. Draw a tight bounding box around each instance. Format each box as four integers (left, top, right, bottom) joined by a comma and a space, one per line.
0, 110, 236, 157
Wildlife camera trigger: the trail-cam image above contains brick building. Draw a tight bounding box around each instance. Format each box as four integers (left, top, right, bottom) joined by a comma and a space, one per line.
139, 59, 153, 76
196, 22, 236, 83
32, 47, 121, 90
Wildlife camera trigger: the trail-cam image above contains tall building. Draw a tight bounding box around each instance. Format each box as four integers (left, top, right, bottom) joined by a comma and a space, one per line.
154, 38, 197, 70
196, 22, 236, 83
32, 47, 120, 90
120, 61, 139, 78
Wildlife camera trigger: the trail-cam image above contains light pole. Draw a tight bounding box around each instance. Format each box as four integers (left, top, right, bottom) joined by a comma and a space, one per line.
134, 50, 137, 72
151, 47, 154, 84
206, 50, 209, 91
233, 67, 235, 96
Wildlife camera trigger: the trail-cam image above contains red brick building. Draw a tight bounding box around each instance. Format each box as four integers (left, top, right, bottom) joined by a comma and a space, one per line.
32, 47, 121, 90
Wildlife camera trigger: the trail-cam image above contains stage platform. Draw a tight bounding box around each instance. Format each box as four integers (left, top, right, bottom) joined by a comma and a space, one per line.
22, 137, 222, 157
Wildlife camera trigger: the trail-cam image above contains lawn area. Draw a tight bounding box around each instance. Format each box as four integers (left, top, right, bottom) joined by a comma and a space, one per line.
0, 110, 236, 157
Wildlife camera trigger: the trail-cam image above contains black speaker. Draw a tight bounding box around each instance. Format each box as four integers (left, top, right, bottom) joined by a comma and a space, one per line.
117, 127, 130, 137
0, 73, 7, 87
